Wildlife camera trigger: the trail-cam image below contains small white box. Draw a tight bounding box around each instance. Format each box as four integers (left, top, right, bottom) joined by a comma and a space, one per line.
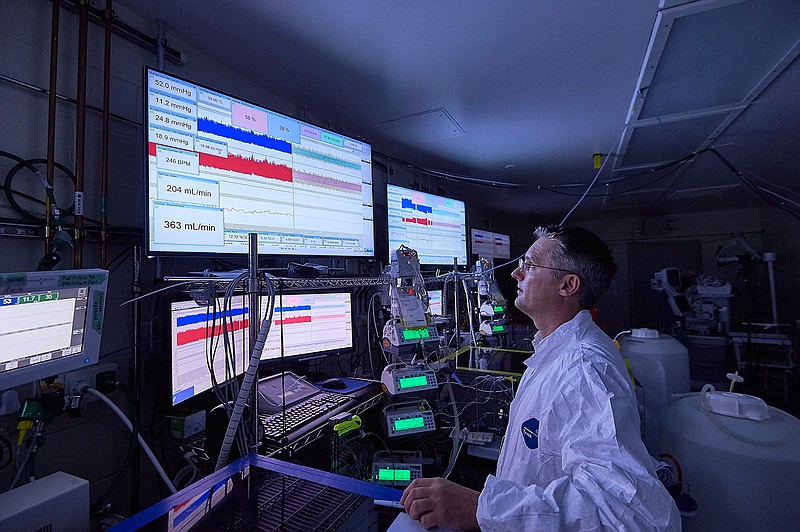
166, 408, 206, 439
0, 471, 89, 531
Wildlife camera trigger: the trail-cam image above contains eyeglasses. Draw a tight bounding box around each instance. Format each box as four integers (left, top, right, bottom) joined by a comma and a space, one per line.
517, 258, 576, 275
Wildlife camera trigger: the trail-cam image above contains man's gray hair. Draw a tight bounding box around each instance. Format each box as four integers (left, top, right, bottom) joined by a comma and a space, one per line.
534, 225, 617, 309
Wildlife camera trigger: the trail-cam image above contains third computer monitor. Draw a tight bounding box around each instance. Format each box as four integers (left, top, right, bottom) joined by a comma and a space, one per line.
386, 183, 467, 266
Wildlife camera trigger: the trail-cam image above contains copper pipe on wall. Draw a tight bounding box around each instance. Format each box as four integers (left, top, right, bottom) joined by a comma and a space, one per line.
45, 0, 61, 253
100, 0, 112, 267
62, 0, 183, 66
73, 0, 89, 268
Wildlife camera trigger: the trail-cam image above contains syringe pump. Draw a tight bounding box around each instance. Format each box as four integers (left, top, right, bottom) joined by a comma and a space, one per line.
381, 364, 438, 395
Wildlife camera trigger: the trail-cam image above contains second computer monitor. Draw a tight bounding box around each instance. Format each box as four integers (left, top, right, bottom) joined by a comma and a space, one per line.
169, 291, 352, 405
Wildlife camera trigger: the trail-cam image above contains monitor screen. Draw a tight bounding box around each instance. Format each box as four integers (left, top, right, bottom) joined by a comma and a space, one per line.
387, 184, 467, 266
169, 291, 352, 405
0, 269, 108, 389
427, 289, 443, 316
471, 229, 511, 260
266, 292, 353, 360
492, 232, 511, 259
145, 67, 375, 257
169, 296, 249, 405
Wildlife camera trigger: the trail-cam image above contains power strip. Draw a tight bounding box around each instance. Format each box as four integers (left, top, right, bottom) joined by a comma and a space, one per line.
449, 428, 494, 444
464, 431, 493, 444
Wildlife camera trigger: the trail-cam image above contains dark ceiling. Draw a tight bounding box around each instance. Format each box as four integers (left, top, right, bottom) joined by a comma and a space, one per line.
114, 0, 800, 221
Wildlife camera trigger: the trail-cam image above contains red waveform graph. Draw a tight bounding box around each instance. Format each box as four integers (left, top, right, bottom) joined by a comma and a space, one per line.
274, 315, 312, 326
402, 217, 432, 226
293, 169, 361, 194
148, 142, 292, 182
176, 317, 249, 346
199, 152, 292, 182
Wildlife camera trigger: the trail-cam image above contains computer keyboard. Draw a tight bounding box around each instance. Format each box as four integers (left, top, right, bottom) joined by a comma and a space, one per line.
259, 392, 352, 440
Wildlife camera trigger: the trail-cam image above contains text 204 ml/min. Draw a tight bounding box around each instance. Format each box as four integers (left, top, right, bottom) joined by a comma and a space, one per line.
165, 184, 213, 197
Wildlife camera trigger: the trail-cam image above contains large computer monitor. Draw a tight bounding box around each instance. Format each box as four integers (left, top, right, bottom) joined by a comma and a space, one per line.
386, 184, 467, 266
169, 291, 352, 406
145, 67, 375, 257
0, 269, 108, 389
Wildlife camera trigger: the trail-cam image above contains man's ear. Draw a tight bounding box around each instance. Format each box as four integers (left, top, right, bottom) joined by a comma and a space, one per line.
558, 274, 581, 298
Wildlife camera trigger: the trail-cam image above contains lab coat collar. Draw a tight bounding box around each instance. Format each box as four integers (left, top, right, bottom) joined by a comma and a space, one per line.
525, 309, 593, 371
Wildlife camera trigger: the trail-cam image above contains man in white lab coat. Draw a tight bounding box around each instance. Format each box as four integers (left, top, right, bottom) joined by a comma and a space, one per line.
401, 225, 680, 531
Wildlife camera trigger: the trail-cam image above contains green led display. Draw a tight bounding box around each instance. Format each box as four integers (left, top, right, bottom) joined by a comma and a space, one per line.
492, 325, 506, 332
493, 305, 504, 313
18, 293, 59, 304
394, 416, 425, 431
378, 469, 412, 481
399, 375, 428, 389
401, 328, 430, 341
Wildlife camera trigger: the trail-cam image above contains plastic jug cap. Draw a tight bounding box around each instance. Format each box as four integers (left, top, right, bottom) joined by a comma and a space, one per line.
631, 328, 659, 339
706, 391, 769, 421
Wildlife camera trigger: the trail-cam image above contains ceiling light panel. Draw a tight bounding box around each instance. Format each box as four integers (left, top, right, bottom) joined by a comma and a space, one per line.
620, 113, 726, 168
640, 0, 800, 118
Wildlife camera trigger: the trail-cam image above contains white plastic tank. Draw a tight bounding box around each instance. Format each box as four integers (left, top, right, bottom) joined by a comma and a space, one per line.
618, 328, 690, 453
660, 390, 800, 531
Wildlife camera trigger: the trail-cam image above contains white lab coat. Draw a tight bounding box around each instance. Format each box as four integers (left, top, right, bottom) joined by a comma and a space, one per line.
476, 310, 681, 531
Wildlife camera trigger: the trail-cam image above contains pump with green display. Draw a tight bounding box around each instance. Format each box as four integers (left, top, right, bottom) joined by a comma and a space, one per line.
476, 257, 508, 336
380, 363, 438, 395
382, 399, 436, 438
382, 246, 441, 360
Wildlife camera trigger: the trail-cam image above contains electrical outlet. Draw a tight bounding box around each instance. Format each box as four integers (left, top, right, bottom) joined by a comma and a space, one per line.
93, 363, 118, 395
64, 368, 93, 395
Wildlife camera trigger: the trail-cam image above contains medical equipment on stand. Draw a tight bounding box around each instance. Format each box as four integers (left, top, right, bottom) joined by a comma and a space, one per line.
382, 246, 441, 361
474, 258, 508, 336
652, 268, 732, 335
471, 258, 509, 368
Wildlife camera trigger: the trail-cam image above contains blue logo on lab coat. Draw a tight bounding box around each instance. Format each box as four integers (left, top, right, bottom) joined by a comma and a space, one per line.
521, 417, 539, 449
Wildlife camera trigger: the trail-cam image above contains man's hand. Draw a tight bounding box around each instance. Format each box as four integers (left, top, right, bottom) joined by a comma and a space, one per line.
400, 477, 480, 531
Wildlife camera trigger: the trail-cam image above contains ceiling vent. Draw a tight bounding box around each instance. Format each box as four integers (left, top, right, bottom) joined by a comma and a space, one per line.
379, 108, 465, 143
